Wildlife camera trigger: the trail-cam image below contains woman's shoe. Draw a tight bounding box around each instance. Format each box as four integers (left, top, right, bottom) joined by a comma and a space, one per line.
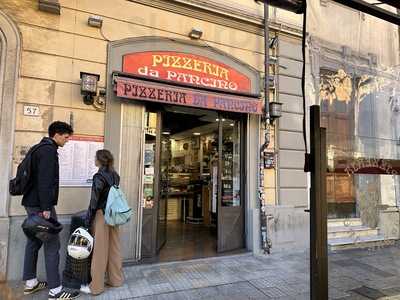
80, 284, 91, 294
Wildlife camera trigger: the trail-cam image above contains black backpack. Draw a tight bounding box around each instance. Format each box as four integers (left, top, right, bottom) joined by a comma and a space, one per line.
9, 143, 44, 196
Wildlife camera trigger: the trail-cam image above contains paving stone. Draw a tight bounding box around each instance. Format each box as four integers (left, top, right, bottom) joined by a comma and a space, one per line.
260, 287, 288, 298
329, 276, 364, 291
329, 287, 352, 299
381, 286, 400, 297
13, 247, 400, 300
351, 285, 387, 300
250, 277, 285, 289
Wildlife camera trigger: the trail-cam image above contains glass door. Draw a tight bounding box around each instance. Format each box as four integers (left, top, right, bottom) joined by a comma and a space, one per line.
217, 115, 245, 252
157, 112, 170, 251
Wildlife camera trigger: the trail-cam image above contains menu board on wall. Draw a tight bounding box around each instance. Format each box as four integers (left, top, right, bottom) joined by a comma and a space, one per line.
58, 135, 104, 186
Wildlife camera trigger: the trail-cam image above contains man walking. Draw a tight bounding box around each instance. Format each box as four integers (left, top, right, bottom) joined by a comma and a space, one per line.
22, 121, 79, 299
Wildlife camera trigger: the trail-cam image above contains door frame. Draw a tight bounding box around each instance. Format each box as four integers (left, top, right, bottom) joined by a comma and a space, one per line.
143, 108, 248, 258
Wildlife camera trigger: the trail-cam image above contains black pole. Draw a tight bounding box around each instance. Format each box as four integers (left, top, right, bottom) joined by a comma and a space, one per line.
264, 2, 270, 123
258, 0, 271, 255
332, 0, 400, 26
310, 105, 328, 300
258, 1, 271, 255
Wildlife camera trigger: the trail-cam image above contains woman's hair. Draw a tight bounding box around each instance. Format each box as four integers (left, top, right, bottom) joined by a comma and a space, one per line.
96, 149, 114, 171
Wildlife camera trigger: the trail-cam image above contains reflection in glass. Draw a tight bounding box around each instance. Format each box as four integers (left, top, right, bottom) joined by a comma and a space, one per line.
143, 112, 157, 209
221, 119, 241, 207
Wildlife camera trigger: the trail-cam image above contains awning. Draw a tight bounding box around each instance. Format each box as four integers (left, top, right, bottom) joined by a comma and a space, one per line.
114, 74, 263, 115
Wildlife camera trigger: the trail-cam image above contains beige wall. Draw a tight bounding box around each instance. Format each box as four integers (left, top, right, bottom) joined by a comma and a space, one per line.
2, 0, 396, 217
308, 0, 399, 67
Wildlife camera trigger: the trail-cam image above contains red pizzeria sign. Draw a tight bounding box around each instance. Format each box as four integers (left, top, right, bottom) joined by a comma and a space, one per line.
123, 51, 252, 93
116, 77, 262, 114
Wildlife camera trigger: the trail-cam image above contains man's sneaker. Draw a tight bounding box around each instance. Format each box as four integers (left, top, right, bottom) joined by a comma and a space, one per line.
48, 289, 80, 300
24, 281, 48, 295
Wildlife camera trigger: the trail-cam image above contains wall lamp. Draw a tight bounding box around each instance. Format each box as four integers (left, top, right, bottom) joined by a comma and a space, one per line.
189, 28, 203, 40
269, 102, 283, 123
88, 15, 103, 28
80, 72, 100, 105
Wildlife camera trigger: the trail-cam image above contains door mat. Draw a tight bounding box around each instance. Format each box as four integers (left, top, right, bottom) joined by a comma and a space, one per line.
352, 286, 387, 299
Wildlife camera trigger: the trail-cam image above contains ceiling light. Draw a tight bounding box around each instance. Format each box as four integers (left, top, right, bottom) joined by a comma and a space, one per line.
193, 132, 201, 136
189, 28, 203, 40
162, 131, 171, 135
230, 123, 234, 127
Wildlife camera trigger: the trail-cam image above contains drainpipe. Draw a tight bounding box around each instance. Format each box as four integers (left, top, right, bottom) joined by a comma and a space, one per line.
259, 1, 272, 254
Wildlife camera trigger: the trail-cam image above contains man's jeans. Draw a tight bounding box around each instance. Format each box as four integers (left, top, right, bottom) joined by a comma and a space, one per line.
23, 207, 61, 289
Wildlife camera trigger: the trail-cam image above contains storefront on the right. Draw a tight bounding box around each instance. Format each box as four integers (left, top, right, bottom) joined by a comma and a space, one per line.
307, 1, 400, 251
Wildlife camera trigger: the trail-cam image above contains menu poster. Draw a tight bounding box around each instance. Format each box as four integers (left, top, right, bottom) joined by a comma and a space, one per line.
58, 135, 104, 186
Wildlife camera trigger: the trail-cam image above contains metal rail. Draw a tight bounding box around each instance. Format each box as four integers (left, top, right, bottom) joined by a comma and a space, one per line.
378, 0, 400, 10
332, 0, 400, 26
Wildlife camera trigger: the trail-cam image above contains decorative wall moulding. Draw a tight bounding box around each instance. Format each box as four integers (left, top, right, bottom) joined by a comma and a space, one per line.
38, 0, 61, 15
320, 0, 329, 6
128, 0, 303, 37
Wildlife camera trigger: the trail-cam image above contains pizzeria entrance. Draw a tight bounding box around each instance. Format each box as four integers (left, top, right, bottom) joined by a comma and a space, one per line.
141, 105, 246, 262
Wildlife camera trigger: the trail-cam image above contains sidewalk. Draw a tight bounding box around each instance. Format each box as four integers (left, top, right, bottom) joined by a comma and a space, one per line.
7, 245, 400, 299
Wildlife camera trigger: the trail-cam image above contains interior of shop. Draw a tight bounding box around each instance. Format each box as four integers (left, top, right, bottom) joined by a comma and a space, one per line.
143, 106, 242, 262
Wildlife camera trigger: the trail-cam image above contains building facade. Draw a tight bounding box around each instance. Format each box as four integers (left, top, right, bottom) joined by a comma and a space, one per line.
1, 0, 398, 283
0, 0, 307, 281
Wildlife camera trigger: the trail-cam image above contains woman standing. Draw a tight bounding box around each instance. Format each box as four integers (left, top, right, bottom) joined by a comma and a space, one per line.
81, 150, 124, 295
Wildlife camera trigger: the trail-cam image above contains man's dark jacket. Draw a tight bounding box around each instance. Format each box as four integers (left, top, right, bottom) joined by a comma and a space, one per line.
22, 137, 59, 211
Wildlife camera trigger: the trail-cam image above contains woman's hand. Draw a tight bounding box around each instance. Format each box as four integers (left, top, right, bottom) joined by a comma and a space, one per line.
84, 211, 92, 231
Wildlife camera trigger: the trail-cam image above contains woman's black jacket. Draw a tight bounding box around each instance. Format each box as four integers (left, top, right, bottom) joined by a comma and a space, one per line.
86, 167, 120, 226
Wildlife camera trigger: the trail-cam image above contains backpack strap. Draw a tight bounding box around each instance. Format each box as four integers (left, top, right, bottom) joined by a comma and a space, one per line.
27, 141, 54, 158
96, 172, 118, 188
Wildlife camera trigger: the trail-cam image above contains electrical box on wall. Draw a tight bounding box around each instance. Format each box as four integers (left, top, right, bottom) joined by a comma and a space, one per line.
263, 152, 275, 169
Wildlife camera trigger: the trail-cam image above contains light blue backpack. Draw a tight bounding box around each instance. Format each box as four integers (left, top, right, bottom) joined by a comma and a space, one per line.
105, 185, 133, 226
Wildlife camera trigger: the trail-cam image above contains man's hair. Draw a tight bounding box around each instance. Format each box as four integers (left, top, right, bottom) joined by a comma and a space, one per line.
48, 121, 74, 138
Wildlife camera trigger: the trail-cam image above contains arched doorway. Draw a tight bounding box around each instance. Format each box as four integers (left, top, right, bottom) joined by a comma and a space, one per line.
105, 37, 262, 262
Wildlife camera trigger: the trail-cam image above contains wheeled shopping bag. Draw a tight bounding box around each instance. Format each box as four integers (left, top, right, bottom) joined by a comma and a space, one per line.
62, 210, 91, 289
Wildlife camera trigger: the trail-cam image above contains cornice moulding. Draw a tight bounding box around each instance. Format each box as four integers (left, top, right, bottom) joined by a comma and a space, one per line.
127, 0, 303, 37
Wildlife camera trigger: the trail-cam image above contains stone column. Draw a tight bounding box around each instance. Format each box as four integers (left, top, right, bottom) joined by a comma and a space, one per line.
0, 11, 20, 281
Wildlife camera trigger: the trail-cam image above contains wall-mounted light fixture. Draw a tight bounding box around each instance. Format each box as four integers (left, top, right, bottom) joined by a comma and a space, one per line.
269, 102, 283, 123
38, 0, 61, 15
188, 28, 203, 40
88, 15, 103, 28
80, 72, 100, 105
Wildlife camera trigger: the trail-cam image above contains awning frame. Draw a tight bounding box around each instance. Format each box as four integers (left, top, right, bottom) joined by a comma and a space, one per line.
332, 0, 400, 26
